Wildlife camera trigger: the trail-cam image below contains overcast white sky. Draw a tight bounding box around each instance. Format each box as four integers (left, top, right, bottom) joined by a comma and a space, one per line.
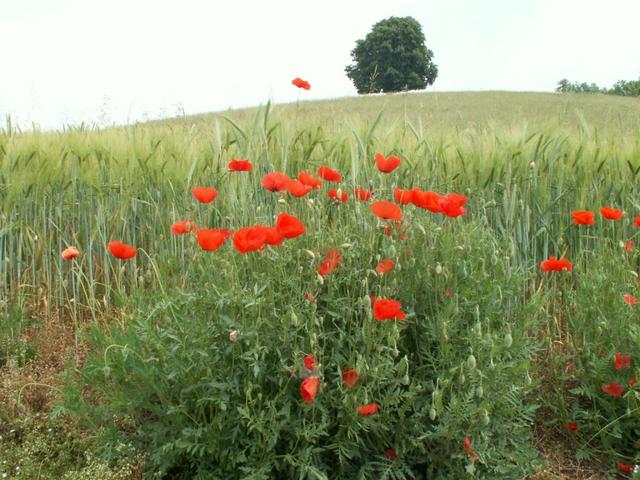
1, 0, 638, 130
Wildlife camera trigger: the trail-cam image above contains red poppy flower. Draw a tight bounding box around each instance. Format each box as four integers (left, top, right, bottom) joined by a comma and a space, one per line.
375, 153, 401, 173
371, 201, 403, 221
565, 422, 579, 431
342, 368, 358, 388
297, 171, 322, 189
317, 166, 341, 183
276, 213, 306, 239
228, 159, 253, 172
601, 207, 623, 220
304, 355, 315, 371
615, 352, 632, 370
571, 210, 595, 225
464, 436, 478, 462
233, 226, 267, 253
301, 376, 319, 404
626, 240, 634, 252
376, 258, 395, 275
412, 189, 442, 213
286, 179, 312, 197
601, 381, 624, 397
438, 193, 468, 218
328, 189, 348, 203
629, 377, 637, 386
385, 448, 397, 460
261, 172, 290, 192
260, 226, 285, 246
444, 288, 453, 297
196, 228, 231, 251
540, 256, 573, 272
171, 219, 197, 235
192, 186, 218, 203
357, 403, 379, 415
634, 216, 640, 227
108, 241, 137, 260
373, 298, 406, 320
617, 462, 634, 474
394, 188, 413, 205
354, 187, 372, 202
61, 247, 80, 261
318, 248, 341, 276
292, 77, 311, 90
624, 294, 638, 305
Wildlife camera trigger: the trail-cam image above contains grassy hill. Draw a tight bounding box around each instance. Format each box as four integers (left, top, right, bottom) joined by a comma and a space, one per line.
177, 91, 640, 137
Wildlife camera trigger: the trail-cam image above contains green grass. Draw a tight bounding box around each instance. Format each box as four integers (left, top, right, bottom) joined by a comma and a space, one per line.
1, 91, 640, 478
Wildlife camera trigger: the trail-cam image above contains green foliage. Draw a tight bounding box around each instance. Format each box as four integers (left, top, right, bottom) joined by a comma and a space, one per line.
0, 302, 39, 371
556, 77, 640, 96
62, 221, 541, 478
543, 241, 640, 469
0, 414, 139, 479
345, 17, 438, 94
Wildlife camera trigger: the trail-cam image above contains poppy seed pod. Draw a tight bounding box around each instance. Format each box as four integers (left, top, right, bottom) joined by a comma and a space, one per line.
504, 332, 513, 348
466, 355, 477, 370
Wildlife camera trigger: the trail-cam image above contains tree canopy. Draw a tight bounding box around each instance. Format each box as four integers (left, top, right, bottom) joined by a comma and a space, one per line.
345, 16, 438, 94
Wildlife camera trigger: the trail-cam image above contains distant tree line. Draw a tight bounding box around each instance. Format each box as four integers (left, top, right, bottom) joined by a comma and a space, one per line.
556, 77, 640, 97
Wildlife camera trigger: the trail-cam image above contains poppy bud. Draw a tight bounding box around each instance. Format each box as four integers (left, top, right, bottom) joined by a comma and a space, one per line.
278, 198, 287, 204
341, 243, 351, 249
504, 332, 513, 348
429, 407, 437, 420
476, 386, 484, 398
466, 355, 477, 370
525, 372, 532, 385
317, 273, 324, 285
482, 410, 490, 426
291, 311, 299, 326
103, 366, 111, 379
303, 249, 315, 259
459, 372, 465, 384
435, 263, 443, 274
229, 330, 238, 342
417, 223, 426, 235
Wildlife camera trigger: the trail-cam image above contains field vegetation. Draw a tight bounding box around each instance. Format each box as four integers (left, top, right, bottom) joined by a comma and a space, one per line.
1, 91, 640, 478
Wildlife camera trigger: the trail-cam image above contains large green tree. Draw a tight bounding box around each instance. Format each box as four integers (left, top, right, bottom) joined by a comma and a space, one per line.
345, 16, 438, 94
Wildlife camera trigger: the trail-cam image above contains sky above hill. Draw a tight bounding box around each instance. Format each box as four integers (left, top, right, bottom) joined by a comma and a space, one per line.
1, 0, 638, 130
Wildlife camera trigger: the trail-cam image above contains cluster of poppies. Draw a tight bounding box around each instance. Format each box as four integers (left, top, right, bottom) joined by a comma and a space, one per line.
571, 207, 640, 225
59, 147, 474, 461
